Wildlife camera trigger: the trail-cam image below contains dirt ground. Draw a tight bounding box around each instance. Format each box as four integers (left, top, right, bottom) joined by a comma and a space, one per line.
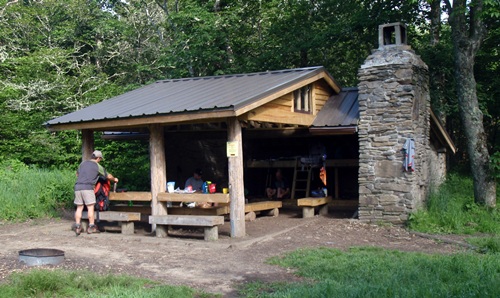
0, 209, 469, 297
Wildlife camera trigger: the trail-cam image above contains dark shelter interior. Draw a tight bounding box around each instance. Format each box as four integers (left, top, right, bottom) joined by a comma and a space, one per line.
162, 123, 359, 213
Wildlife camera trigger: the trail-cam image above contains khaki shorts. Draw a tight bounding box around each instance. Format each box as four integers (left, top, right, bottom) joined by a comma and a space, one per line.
74, 190, 96, 205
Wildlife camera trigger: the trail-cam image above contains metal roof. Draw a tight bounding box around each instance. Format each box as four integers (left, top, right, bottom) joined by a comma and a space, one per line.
46, 66, 335, 127
311, 87, 359, 127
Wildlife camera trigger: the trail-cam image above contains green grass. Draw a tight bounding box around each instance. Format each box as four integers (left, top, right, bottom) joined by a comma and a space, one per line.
408, 174, 500, 235
0, 269, 214, 297
467, 236, 500, 254
0, 159, 75, 221
240, 247, 500, 297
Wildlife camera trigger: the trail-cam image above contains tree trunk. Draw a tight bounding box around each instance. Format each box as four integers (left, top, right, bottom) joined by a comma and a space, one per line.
448, 0, 496, 207
430, 0, 441, 46
455, 52, 496, 207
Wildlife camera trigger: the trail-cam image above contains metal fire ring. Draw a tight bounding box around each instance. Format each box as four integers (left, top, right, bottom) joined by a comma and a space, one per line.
18, 248, 65, 266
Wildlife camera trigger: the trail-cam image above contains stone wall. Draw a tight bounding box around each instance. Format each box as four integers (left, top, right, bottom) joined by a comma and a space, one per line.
357, 45, 431, 224
429, 143, 447, 189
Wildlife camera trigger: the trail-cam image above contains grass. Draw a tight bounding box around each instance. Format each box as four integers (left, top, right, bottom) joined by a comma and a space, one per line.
408, 174, 500, 235
0, 159, 75, 221
240, 246, 500, 297
0, 269, 214, 298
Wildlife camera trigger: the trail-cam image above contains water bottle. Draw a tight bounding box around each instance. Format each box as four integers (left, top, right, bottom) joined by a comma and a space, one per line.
202, 182, 208, 194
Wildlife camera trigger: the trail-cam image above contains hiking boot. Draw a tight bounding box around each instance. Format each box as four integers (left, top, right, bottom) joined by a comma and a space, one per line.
87, 224, 101, 234
74, 224, 82, 236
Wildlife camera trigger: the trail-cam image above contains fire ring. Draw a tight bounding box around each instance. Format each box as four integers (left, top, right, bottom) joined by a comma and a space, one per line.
18, 248, 65, 266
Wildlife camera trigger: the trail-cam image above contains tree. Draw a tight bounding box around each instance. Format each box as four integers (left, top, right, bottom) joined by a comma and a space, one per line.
444, 0, 497, 207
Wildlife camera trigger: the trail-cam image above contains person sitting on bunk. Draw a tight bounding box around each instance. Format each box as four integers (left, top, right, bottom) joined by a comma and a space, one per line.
266, 169, 290, 200
185, 168, 204, 191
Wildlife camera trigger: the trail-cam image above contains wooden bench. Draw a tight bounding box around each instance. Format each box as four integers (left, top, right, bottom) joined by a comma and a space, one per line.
149, 215, 224, 241
81, 211, 141, 234
297, 196, 332, 218
108, 192, 152, 222
244, 201, 282, 221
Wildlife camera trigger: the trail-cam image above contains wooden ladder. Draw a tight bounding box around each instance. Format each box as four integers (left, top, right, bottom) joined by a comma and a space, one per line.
291, 157, 313, 199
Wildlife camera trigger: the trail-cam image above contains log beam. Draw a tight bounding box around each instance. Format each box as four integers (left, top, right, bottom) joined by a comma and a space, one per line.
81, 129, 94, 161
149, 124, 168, 237
227, 117, 245, 238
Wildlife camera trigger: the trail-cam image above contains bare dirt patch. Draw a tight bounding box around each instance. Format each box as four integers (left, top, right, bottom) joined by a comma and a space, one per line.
0, 210, 467, 297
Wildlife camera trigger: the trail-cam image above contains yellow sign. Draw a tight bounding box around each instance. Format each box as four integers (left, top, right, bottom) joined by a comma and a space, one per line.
226, 141, 238, 157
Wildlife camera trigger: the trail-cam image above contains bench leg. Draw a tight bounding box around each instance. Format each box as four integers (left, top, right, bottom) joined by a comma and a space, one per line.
264, 208, 279, 217
245, 211, 257, 221
319, 204, 329, 216
204, 226, 218, 241
121, 222, 135, 235
155, 225, 168, 238
302, 207, 315, 218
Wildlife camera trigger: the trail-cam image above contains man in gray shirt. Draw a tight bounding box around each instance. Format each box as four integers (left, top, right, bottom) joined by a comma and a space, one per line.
73, 150, 118, 235
184, 168, 204, 191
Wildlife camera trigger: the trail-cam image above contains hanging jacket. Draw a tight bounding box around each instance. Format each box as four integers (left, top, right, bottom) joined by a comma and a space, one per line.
403, 138, 415, 172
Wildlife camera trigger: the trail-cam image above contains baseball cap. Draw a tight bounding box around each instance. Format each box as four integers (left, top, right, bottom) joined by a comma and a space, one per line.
92, 150, 104, 159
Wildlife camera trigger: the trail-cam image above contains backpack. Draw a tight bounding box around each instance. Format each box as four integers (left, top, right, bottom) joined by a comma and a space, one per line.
94, 176, 110, 212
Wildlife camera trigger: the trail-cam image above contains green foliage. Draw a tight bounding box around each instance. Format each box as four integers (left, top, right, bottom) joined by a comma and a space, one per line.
240, 247, 500, 297
0, 269, 200, 298
490, 151, 500, 180
408, 174, 500, 234
96, 138, 151, 191
0, 159, 74, 221
0, 0, 498, 176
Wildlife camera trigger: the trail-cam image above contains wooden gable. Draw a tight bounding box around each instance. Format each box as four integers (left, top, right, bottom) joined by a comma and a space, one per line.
239, 79, 335, 126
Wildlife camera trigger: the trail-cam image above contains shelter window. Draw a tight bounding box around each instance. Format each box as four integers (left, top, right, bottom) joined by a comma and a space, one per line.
294, 85, 312, 113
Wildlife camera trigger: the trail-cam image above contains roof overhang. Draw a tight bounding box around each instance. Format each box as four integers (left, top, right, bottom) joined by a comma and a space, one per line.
430, 110, 457, 154
46, 109, 236, 132
309, 126, 358, 135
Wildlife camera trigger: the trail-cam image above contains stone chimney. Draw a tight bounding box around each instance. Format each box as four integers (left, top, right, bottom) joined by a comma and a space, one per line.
357, 22, 431, 224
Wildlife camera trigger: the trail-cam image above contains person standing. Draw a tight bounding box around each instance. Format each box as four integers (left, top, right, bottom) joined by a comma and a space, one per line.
73, 150, 118, 235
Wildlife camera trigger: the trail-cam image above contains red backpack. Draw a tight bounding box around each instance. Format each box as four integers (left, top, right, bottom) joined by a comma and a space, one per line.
94, 177, 111, 212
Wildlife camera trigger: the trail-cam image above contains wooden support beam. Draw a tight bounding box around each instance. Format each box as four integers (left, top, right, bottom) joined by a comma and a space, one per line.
227, 117, 245, 238
149, 124, 168, 237
81, 129, 94, 161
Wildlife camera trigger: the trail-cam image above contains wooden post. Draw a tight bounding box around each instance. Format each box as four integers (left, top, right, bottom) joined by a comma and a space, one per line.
149, 124, 168, 237
227, 117, 246, 238
81, 129, 94, 161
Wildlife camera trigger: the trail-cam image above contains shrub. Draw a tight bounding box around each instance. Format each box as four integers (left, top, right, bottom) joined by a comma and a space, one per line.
408, 174, 500, 235
0, 159, 74, 221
